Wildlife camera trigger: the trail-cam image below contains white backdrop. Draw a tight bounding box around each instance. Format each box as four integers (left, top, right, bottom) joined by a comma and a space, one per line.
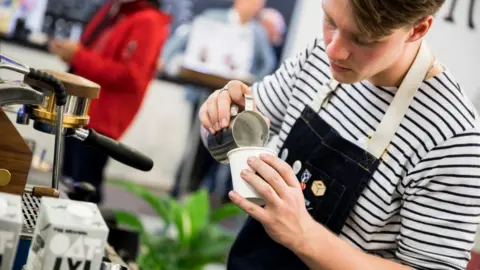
282, 0, 480, 104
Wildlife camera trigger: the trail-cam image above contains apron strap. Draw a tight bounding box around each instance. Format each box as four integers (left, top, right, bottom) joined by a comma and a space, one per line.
307, 41, 432, 159
367, 41, 432, 158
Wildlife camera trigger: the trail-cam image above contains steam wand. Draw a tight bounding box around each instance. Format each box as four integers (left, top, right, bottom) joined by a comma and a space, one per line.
25, 69, 67, 190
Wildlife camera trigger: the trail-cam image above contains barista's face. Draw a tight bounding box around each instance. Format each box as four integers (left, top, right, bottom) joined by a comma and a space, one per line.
234, 0, 266, 20
322, 0, 412, 84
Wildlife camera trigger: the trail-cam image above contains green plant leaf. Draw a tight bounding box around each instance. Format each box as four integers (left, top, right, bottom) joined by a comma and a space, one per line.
114, 210, 145, 233
114, 210, 154, 249
109, 180, 172, 224
169, 198, 192, 248
184, 189, 210, 239
178, 235, 234, 268
184, 225, 236, 268
210, 203, 244, 223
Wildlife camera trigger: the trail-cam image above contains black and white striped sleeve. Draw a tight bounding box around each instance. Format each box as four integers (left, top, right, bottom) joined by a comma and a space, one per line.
251, 38, 319, 134
397, 128, 480, 270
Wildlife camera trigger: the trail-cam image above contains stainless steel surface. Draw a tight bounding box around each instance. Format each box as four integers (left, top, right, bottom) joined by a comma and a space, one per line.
0, 53, 30, 74
64, 96, 89, 116
73, 128, 89, 141
0, 80, 43, 106
52, 105, 64, 190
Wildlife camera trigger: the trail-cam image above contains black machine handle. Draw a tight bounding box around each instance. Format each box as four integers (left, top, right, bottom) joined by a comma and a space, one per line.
80, 129, 154, 172
26, 68, 67, 106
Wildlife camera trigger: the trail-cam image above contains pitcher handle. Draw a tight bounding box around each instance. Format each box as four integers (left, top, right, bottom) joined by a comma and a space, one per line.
244, 94, 254, 111
230, 94, 254, 116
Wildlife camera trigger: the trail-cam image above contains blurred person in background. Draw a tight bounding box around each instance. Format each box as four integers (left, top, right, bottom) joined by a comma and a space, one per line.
161, 0, 277, 199
49, 0, 171, 203
259, 7, 286, 47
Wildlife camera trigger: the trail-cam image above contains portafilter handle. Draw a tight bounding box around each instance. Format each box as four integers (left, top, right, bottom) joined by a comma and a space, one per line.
72, 129, 154, 172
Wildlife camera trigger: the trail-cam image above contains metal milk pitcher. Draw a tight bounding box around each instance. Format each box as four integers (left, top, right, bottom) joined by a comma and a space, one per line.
207, 94, 270, 163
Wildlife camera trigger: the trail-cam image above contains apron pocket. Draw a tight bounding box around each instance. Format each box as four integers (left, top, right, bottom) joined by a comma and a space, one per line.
300, 162, 346, 229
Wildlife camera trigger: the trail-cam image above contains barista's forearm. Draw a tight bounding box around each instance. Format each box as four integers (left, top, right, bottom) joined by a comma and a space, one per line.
292, 221, 411, 270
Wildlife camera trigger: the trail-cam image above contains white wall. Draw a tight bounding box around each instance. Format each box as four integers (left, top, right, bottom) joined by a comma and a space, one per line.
282, 0, 480, 102
282, 0, 324, 61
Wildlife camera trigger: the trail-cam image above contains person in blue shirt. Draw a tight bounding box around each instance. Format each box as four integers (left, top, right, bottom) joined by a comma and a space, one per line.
161, 0, 277, 198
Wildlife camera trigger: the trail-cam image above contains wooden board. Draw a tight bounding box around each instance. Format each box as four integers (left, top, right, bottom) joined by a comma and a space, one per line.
0, 109, 32, 194
24, 69, 101, 99
179, 67, 253, 90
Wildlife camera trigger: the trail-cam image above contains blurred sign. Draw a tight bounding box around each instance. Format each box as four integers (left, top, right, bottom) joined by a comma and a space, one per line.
183, 17, 254, 80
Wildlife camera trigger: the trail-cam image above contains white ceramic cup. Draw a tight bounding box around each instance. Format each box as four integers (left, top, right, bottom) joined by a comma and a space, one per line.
227, 146, 277, 205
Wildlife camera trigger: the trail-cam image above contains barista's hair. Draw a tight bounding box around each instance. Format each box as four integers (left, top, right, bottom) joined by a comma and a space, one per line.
350, 0, 445, 39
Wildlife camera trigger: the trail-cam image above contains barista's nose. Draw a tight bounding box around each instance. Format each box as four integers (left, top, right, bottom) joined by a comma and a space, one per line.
326, 33, 351, 61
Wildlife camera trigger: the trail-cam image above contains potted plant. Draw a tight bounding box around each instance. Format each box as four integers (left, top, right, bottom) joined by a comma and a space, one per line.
110, 180, 245, 270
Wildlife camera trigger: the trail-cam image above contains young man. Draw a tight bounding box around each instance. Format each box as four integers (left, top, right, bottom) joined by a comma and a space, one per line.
49, 0, 170, 203
199, 0, 480, 269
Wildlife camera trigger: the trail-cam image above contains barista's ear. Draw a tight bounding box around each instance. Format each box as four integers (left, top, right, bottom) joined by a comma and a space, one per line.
407, 16, 434, 43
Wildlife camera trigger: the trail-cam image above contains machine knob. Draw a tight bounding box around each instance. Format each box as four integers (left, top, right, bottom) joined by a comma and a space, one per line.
16, 105, 30, 125
0, 169, 11, 186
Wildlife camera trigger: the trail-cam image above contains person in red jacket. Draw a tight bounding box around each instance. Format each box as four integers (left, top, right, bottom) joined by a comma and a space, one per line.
49, 0, 170, 203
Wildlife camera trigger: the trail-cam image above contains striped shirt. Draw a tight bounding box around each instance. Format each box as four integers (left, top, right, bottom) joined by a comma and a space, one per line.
252, 38, 480, 270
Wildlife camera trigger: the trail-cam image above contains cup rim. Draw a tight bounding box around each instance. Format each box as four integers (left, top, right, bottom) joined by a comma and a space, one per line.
227, 146, 277, 157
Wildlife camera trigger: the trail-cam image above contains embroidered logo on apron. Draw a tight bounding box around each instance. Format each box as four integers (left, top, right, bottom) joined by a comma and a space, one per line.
304, 199, 313, 211
311, 180, 327, 197
300, 169, 312, 190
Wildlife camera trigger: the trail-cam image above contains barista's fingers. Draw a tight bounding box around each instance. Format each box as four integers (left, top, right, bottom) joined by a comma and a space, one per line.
207, 96, 221, 132
227, 80, 254, 109
260, 154, 301, 189
217, 89, 232, 129
247, 156, 288, 197
229, 190, 269, 223
241, 169, 282, 205
198, 103, 215, 134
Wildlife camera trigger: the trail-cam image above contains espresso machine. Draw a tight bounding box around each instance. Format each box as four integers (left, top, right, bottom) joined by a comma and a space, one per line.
0, 53, 152, 269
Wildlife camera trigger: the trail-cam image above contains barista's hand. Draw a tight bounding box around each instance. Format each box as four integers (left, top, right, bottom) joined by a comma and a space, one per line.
48, 39, 81, 63
198, 80, 268, 134
228, 154, 316, 252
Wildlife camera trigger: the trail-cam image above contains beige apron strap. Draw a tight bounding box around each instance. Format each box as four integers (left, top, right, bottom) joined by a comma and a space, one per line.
367, 41, 432, 159
309, 79, 340, 112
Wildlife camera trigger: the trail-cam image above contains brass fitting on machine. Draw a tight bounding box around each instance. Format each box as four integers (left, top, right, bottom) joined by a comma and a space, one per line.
23, 69, 100, 131
0, 169, 12, 187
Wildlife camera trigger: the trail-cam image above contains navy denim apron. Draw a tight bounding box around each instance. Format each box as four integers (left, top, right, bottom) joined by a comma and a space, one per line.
227, 42, 433, 270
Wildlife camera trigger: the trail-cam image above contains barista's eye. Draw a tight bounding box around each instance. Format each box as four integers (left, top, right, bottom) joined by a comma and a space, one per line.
324, 16, 336, 28
354, 37, 375, 46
